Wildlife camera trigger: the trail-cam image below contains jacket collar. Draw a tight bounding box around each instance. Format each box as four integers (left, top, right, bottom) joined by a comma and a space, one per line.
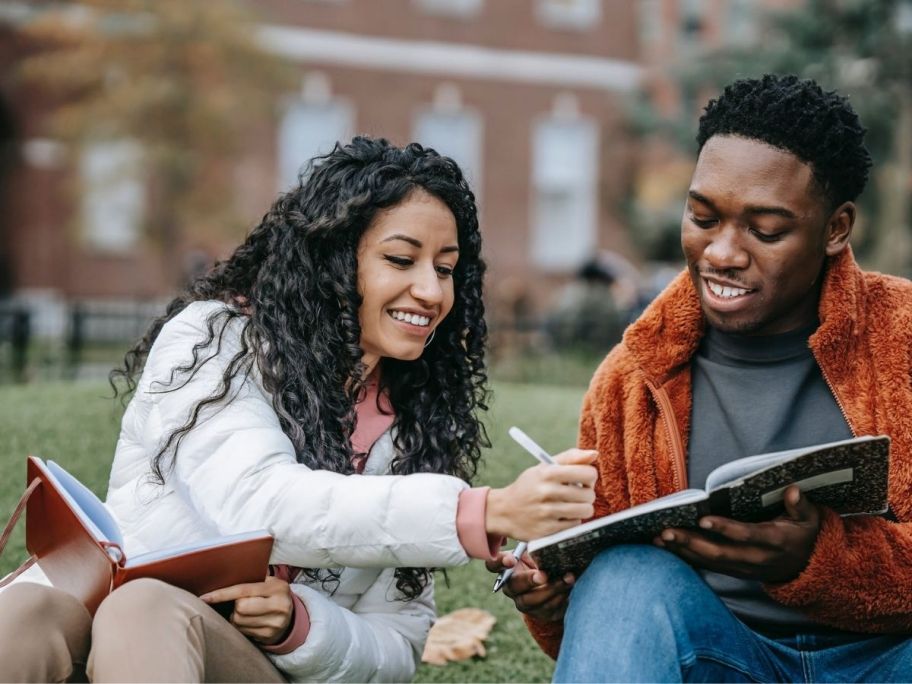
623, 247, 864, 386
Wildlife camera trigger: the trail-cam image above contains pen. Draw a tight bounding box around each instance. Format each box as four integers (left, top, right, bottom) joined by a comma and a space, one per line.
492, 427, 557, 593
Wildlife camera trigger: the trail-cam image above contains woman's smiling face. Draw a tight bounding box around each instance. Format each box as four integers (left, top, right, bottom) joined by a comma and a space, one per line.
356, 190, 459, 373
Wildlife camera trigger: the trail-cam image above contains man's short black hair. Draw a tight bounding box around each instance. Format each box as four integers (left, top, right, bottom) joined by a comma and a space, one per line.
696, 74, 872, 208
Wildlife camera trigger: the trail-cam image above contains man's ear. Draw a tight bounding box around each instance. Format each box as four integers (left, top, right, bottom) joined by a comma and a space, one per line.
824, 202, 855, 256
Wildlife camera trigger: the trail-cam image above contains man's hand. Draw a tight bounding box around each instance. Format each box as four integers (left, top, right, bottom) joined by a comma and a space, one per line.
654, 485, 821, 583
200, 576, 295, 645
486, 551, 575, 623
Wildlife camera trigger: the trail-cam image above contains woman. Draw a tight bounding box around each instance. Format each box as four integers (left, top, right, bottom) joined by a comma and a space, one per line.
0, 137, 595, 682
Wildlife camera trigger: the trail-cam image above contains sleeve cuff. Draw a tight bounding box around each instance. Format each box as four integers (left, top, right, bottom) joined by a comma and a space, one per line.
259, 593, 311, 655
457, 486, 505, 560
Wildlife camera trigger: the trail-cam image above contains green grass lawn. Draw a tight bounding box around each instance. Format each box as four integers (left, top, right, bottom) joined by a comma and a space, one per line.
0, 380, 587, 682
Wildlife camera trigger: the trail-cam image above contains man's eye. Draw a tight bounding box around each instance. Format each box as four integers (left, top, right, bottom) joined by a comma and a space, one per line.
384, 255, 413, 267
689, 215, 717, 228
750, 229, 783, 243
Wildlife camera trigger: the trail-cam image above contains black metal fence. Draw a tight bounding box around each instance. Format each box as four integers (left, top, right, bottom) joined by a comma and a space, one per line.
0, 301, 162, 383
0, 305, 30, 383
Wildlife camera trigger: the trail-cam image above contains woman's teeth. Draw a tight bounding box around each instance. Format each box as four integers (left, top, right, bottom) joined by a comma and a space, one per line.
389, 310, 430, 327
706, 280, 750, 298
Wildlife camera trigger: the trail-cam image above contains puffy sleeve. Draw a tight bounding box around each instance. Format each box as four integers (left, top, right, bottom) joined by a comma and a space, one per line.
132, 302, 471, 569
268, 570, 435, 682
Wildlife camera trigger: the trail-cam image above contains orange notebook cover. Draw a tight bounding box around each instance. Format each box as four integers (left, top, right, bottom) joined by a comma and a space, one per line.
23, 456, 273, 615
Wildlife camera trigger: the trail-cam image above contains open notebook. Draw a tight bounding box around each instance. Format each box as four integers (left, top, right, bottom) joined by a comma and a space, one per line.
528, 435, 890, 578
18, 456, 273, 615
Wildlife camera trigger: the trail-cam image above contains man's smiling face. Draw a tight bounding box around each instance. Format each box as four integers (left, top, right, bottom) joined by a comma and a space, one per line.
681, 134, 850, 336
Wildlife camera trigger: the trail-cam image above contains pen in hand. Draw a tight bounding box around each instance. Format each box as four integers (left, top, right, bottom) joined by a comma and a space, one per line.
492, 427, 557, 593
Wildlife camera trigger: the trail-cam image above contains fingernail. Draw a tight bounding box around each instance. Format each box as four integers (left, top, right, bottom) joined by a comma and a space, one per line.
200, 594, 212, 602
653, 537, 665, 548
662, 530, 675, 542
563, 573, 575, 585
699, 519, 712, 529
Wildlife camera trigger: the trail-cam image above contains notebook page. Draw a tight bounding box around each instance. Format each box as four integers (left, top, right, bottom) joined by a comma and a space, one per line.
46, 460, 123, 547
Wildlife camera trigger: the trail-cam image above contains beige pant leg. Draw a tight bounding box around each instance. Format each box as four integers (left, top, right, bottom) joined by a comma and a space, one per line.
88, 578, 286, 683
0, 583, 92, 683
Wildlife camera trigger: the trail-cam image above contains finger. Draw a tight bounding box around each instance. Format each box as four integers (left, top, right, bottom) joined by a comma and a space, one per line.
232, 609, 286, 630
200, 582, 268, 604
512, 580, 572, 613
554, 449, 599, 466
698, 516, 759, 544
485, 552, 515, 574
661, 529, 770, 568
233, 595, 276, 617
236, 625, 280, 642
501, 566, 548, 598
551, 502, 595, 521
783, 486, 818, 523
518, 551, 539, 569
546, 465, 598, 488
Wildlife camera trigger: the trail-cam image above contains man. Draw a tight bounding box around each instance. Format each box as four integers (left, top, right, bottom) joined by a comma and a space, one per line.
493, 74, 912, 681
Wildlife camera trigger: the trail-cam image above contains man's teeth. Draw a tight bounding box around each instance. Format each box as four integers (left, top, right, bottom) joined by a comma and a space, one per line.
706, 280, 750, 298
389, 310, 431, 326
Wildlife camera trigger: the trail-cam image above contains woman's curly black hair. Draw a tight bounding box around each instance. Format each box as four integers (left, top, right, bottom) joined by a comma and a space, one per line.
111, 136, 490, 600
697, 74, 872, 208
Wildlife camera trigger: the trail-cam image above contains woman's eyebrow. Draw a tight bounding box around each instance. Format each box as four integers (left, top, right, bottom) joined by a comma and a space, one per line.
380, 234, 459, 252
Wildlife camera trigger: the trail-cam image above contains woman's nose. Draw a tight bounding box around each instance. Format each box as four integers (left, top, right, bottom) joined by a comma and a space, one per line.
410, 265, 444, 304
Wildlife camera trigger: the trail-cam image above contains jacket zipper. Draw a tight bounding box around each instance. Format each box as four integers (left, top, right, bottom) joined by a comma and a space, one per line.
645, 378, 688, 491
813, 351, 857, 437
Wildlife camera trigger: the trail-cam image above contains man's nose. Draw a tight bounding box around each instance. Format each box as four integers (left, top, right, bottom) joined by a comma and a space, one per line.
703, 226, 749, 270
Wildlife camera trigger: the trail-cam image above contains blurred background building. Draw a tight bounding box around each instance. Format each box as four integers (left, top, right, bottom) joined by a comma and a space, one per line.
0, 0, 909, 382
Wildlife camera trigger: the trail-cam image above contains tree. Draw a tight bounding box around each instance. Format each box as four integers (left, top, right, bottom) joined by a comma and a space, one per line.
16, 0, 295, 287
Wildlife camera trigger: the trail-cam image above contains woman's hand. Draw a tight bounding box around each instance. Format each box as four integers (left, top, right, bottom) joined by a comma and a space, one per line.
486, 448, 598, 540
200, 576, 295, 645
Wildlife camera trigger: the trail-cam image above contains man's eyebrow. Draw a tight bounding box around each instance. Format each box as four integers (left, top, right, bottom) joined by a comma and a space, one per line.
687, 190, 798, 219
380, 234, 459, 253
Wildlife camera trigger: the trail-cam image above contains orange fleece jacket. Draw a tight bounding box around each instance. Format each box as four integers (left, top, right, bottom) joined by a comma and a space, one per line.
527, 247, 912, 659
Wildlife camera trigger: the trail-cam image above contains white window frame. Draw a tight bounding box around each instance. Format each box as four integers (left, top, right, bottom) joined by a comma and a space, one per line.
530, 115, 599, 272
535, 0, 601, 30
412, 104, 484, 201
277, 91, 354, 190
80, 139, 145, 254
414, 0, 483, 19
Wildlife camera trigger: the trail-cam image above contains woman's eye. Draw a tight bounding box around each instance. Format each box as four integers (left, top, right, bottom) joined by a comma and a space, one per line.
435, 265, 454, 278
384, 255, 413, 267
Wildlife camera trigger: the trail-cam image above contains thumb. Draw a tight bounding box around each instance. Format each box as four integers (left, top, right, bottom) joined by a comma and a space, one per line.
783, 485, 816, 522
554, 448, 599, 465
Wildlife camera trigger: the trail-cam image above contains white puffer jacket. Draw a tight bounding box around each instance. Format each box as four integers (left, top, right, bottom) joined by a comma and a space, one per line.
15, 301, 475, 682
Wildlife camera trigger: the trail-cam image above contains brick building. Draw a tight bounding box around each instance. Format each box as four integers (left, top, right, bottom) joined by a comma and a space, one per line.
0, 0, 645, 337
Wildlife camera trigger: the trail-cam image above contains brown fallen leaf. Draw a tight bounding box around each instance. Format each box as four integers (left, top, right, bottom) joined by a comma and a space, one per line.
421, 607, 497, 666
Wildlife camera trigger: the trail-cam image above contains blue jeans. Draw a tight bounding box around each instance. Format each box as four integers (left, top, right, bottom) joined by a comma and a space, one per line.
553, 545, 912, 683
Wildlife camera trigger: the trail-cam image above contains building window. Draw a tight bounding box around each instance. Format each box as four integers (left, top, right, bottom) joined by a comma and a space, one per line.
726, 0, 755, 44
679, 0, 705, 45
80, 140, 145, 253
536, 0, 601, 30
530, 112, 598, 272
277, 73, 353, 190
638, 0, 663, 48
414, 0, 483, 18
413, 85, 484, 197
